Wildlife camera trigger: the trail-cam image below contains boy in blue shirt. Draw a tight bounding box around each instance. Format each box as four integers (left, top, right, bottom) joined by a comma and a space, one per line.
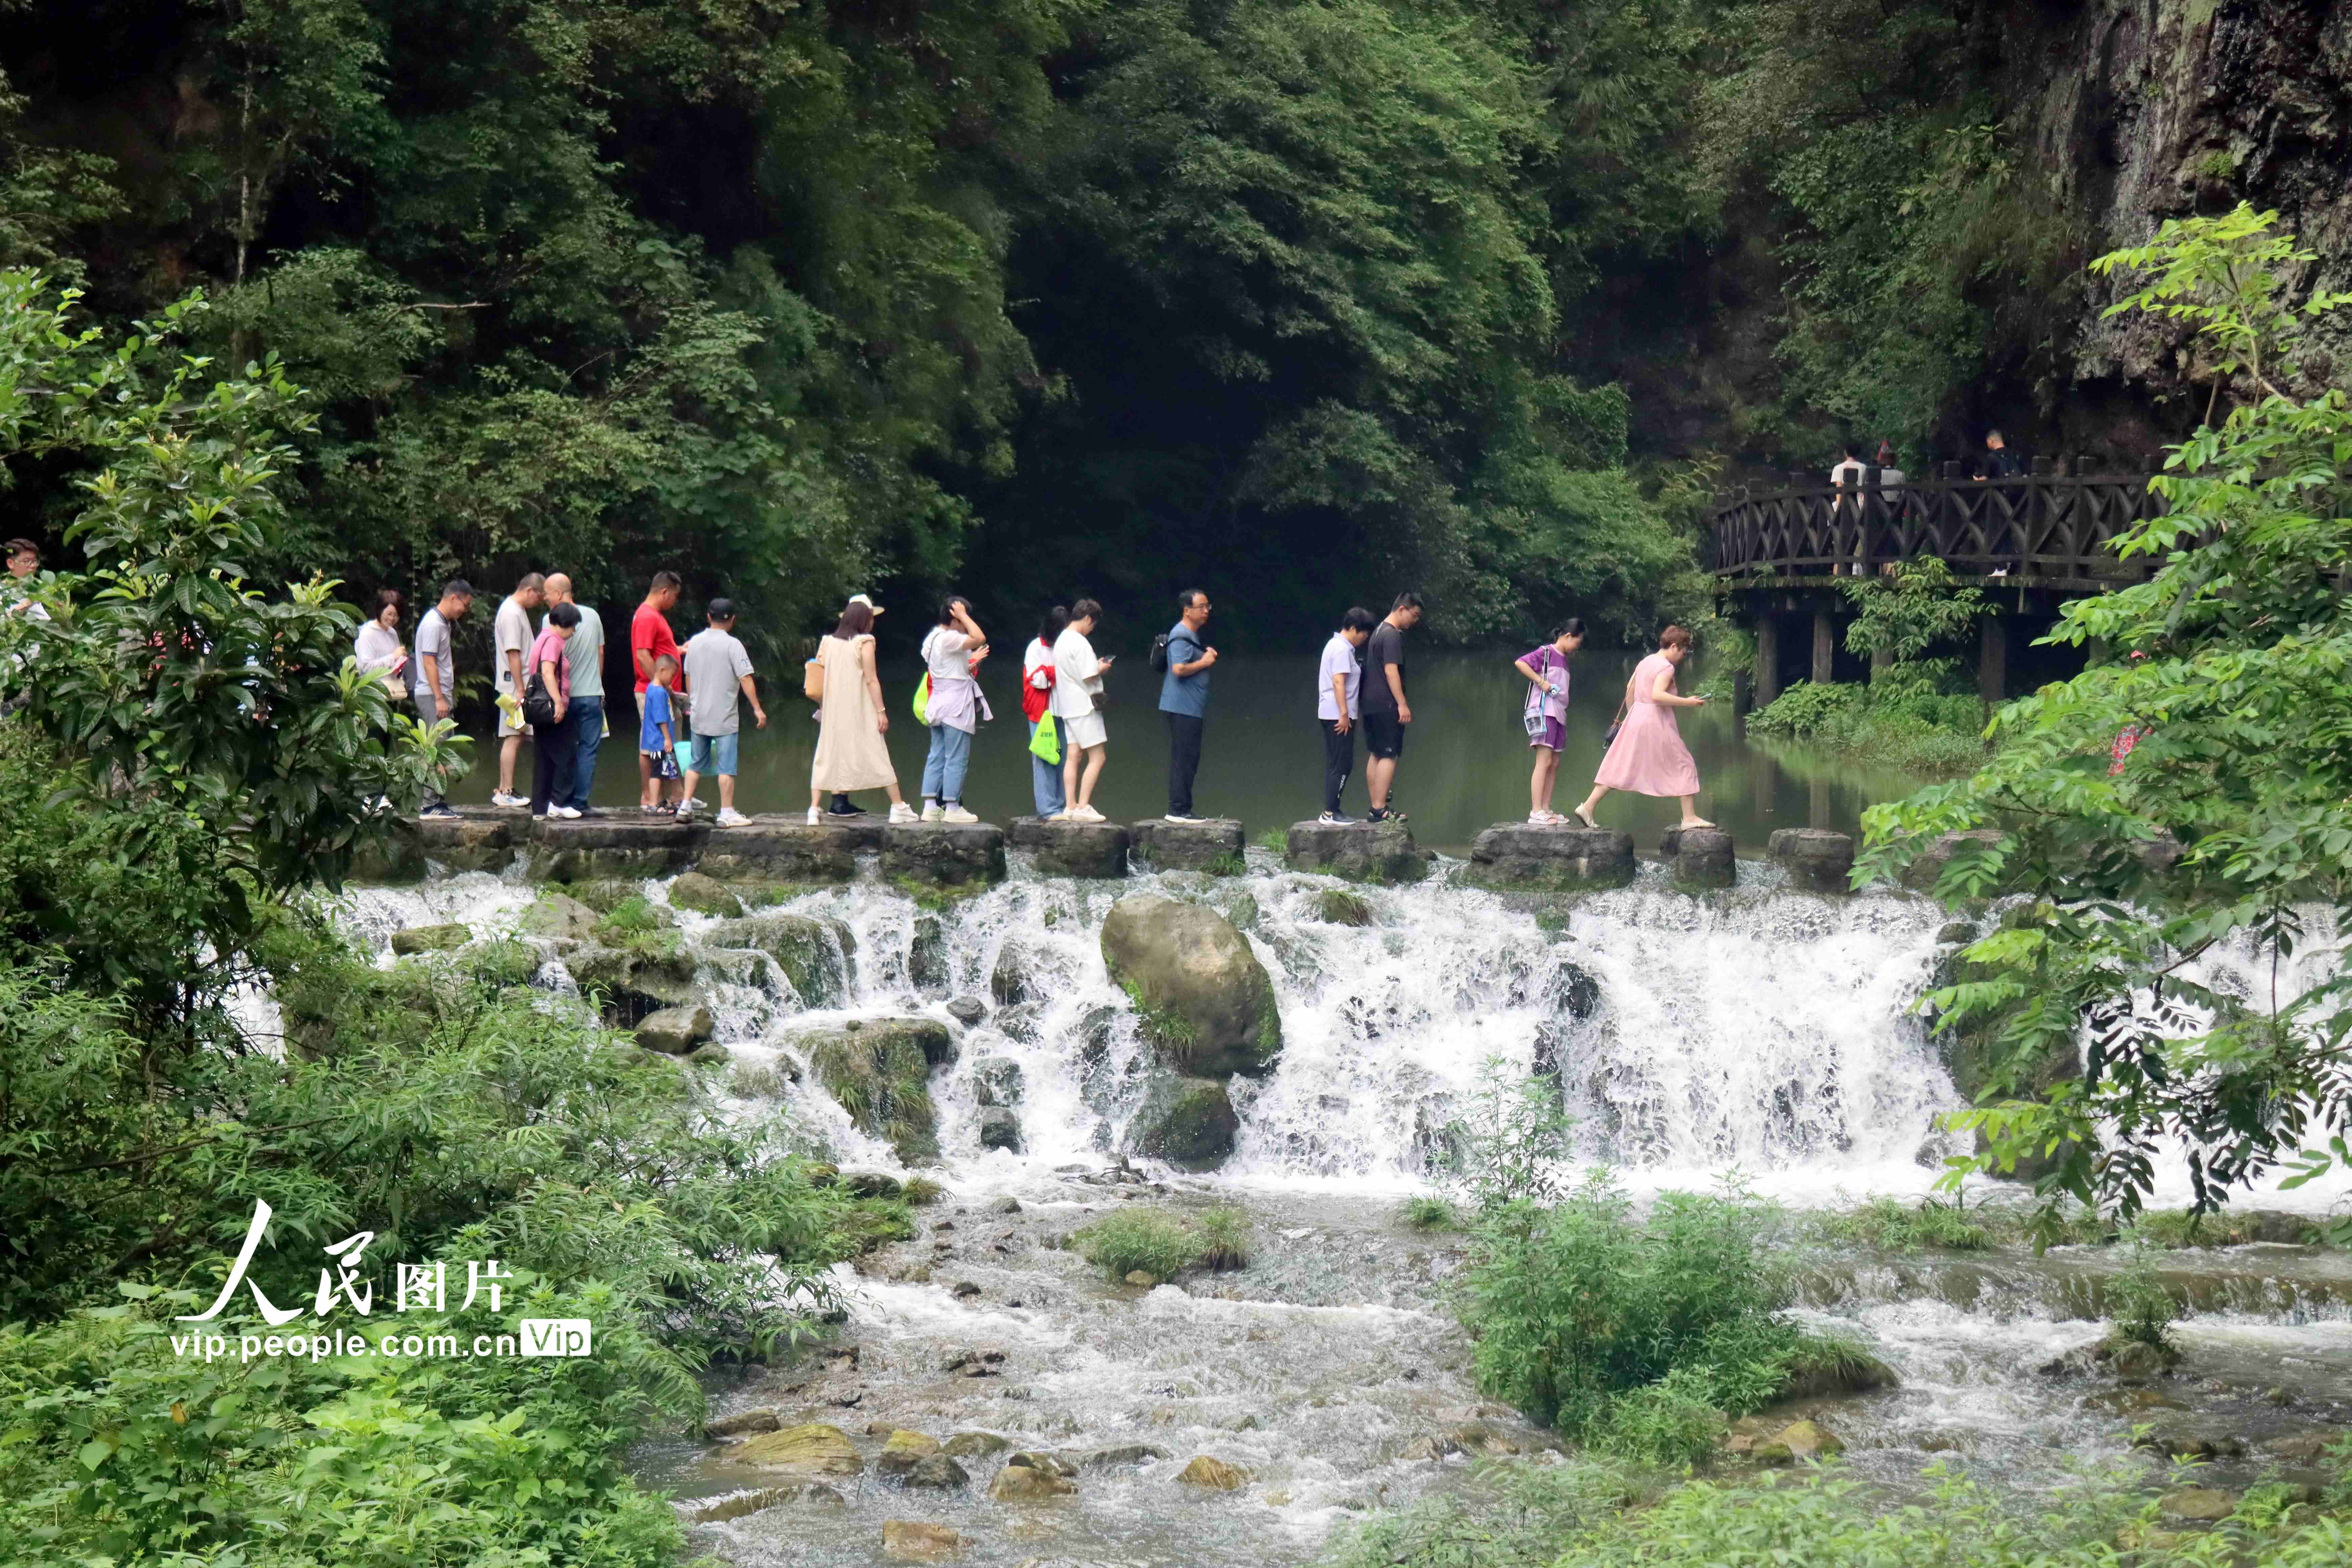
638, 655, 681, 813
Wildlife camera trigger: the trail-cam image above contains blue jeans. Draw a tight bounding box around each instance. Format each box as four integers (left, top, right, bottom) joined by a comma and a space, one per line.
563, 695, 603, 810
1030, 717, 1065, 816
922, 721, 973, 804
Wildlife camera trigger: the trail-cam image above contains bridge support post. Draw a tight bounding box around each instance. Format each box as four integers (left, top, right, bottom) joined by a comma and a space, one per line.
1978, 617, 2006, 706
1811, 611, 1835, 685
1754, 616, 1780, 708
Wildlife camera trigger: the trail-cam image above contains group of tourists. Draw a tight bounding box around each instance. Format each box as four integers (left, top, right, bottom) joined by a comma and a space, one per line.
353, 570, 766, 826
351, 567, 1714, 832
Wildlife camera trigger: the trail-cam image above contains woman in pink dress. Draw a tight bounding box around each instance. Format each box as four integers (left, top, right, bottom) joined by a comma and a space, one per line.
1573, 625, 1712, 830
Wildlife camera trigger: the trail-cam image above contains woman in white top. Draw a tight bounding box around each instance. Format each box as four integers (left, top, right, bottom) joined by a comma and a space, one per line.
1050, 597, 1113, 821
352, 589, 409, 698
917, 597, 989, 822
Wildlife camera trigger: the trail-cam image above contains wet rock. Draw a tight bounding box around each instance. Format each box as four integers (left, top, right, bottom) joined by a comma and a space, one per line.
1463, 823, 1634, 891
1082, 1444, 1170, 1469
1774, 1348, 1900, 1401
1130, 817, 1245, 872
667, 871, 743, 918
942, 1348, 1006, 1377
569, 943, 701, 1022
881, 1519, 967, 1561
990, 934, 1077, 1007
731, 1421, 864, 1476
951, 1280, 981, 1298
1658, 824, 1736, 889
1767, 828, 1856, 893
1123, 1075, 1239, 1169
876, 1429, 942, 1479
1753, 1419, 1843, 1465
705, 914, 857, 1007
1124, 1270, 1157, 1287
680, 1481, 845, 1522
1312, 888, 1375, 927
1099, 895, 1281, 1076
1285, 818, 1432, 884
909, 914, 950, 995
787, 1017, 953, 1162
414, 810, 523, 874
905, 1454, 970, 1490
942, 1431, 1012, 1460
1936, 921, 1976, 946
391, 922, 470, 955
842, 1172, 904, 1199
2263, 1432, 2342, 1462
1009, 815, 1130, 878
2158, 1487, 2240, 1523
946, 996, 986, 1025
2108, 1339, 2173, 1379
973, 1057, 1025, 1107
992, 1003, 1042, 1043
882, 821, 1007, 890
991, 1195, 1021, 1214
704, 1407, 781, 1440
351, 818, 428, 882
635, 1004, 714, 1055
1177, 1454, 1247, 1490
517, 891, 602, 944
978, 1106, 1024, 1153
989, 1452, 1078, 1501
2134, 1421, 2246, 1460
1897, 828, 2008, 892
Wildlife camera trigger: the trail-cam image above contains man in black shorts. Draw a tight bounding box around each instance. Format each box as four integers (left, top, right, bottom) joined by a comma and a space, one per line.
1361, 591, 1421, 822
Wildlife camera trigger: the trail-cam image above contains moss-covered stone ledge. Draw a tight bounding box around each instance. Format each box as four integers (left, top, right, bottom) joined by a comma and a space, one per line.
1008, 816, 1129, 878
1282, 819, 1431, 884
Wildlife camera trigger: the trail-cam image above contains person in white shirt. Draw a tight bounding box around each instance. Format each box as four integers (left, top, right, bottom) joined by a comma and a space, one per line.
917, 597, 989, 823
1050, 598, 1113, 822
352, 588, 409, 693
490, 572, 545, 808
1022, 606, 1068, 817
1315, 608, 1376, 823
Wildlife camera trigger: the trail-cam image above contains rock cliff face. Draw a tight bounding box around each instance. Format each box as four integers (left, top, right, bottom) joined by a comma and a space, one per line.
2009, 0, 2352, 439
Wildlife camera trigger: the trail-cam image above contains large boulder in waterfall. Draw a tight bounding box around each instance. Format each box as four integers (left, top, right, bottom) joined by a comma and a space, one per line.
977, 1106, 1024, 1153
989, 933, 1076, 1007
707, 914, 857, 1007
391, 922, 470, 956
635, 1004, 714, 1054
1123, 1075, 1238, 1169
517, 891, 602, 945
909, 914, 951, 995
668, 871, 744, 917
787, 1017, 953, 1162
1099, 895, 1280, 1077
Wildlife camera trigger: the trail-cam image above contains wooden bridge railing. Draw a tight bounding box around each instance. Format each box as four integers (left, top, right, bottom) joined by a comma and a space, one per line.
1709, 459, 2167, 590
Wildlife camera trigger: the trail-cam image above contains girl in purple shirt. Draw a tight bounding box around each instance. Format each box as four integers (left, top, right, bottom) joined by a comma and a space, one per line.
1514, 619, 1584, 824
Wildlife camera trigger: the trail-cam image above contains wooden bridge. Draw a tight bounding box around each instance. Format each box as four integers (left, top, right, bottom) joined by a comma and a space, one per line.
1708, 459, 2166, 706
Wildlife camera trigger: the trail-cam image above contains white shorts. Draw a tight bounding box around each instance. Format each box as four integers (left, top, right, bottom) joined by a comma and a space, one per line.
1063, 710, 1107, 750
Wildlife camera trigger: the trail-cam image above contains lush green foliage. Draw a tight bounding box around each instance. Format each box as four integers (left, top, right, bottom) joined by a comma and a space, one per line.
1455, 1171, 1805, 1465
1803, 1195, 1994, 1252
1322, 1449, 2352, 1568
1746, 678, 1985, 777
1397, 1195, 1460, 1231
1861, 210, 2352, 1227
1070, 1206, 1230, 1282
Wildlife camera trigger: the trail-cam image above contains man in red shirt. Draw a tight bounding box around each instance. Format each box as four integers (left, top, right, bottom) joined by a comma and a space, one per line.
632, 571, 686, 811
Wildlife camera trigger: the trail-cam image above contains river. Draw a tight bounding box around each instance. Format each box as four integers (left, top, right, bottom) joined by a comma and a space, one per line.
446, 648, 1924, 851
331, 846, 2352, 1568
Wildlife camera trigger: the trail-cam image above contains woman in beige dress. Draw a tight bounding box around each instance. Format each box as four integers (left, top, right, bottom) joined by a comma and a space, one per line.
808, 600, 916, 823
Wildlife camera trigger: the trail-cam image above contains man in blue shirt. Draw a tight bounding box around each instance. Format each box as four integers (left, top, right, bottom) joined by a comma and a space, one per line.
1157, 588, 1218, 823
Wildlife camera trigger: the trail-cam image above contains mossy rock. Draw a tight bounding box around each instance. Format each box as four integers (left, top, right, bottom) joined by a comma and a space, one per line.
732, 1422, 863, 1476
1124, 1075, 1238, 1169
874, 1429, 941, 1479
706, 914, 857, 1007
791, 1018, 950, 1162
1312, 888, 1374, 927
390, 922, 470, 955
668, 871, 744, 917
561, 879, 641, 913
1099, 894, 1281, 1077
517, 892, 602, 945
568, 944, 701, 1024
909, 914, 950, 996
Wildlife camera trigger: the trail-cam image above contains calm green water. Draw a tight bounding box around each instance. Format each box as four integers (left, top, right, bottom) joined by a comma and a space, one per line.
447, 649, 1928, 853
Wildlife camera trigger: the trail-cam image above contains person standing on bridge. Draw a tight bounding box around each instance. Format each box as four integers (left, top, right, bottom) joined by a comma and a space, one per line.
1983, 429, 2021, 479
1515, 619, 1584, 824
1315, 606, 1376, 824
1361, 592, 1421, 823
1157, 588, 1217, 824
1573, 625, 1711, 832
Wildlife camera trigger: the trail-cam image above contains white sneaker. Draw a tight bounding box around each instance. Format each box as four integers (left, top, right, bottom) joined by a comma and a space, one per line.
675, 800, 696, 822
553, 805, 582, 819
806, 807, 822, 824
1529, 809, 1563, 825
921, 803, 944, 822
888, 802, 918, 824
492, 791, 526, 810
1074, 804, 1106, 823
942, 805, 979, 824
716, 808, 751, 828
